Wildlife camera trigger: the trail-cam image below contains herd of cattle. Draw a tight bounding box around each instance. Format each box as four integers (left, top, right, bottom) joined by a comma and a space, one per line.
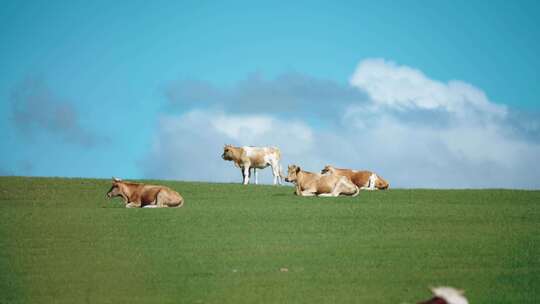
104, 147, 470, 304
106, 145, 389, 208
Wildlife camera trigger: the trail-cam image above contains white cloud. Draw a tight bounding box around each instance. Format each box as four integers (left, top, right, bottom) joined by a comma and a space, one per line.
343, 103, 540, 188
349, 58, 507, 118
344, 58, 539, 188
142, 59, 540, 188
212, 115, 274, 140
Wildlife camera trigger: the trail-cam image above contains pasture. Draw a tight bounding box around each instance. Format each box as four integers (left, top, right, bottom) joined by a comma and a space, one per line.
0, 176, 539, 303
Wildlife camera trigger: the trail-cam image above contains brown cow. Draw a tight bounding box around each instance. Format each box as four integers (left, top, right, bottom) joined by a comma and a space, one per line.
106, 177, 184, 208
284, 165, 359, 197
222, 145, 282, 185
321, 165, 389, 190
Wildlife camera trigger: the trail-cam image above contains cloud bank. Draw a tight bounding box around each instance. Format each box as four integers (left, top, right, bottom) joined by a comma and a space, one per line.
350, 59, 507, 117
10, 78, 105, 147
142, 59, 540, 188
165, 72, 368, 121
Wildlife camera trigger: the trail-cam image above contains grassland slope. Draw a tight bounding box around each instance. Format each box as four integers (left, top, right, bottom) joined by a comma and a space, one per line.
1, 177, 539, 303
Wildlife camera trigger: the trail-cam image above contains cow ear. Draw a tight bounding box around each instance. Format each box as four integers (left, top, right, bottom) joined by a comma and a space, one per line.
296, 167, 301, 173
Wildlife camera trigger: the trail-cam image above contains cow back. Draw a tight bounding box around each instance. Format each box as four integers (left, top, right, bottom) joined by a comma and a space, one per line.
333, 168, 372, 187
122, 183, 162, 205
316, 174, 340, 194
243, 146, 279, 168
139, 185, 164, 205
351, 171, 373, 188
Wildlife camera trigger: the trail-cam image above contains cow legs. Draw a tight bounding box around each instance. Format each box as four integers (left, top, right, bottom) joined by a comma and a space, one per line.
291, 184, 303, 196
270, 161, 282, 185
271, 166, 277, 185
350, 184, 360, 197
319, 181, 345, 197
241, 167, 250, 184
243, 166, 250, 185
342, 178, 360, 197
299, 190, 316, 196
273, 166, 283, 185
321, 178, 359, 197
126, 202, 140, 208
254, 168, 258, 185
154, 190, 184, 208
317, 192, 338, 197
154, 191, 168, 208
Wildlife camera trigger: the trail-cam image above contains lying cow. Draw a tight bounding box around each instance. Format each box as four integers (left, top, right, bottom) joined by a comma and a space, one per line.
321, 165, 389, 190
222, 144, 283, 185
418, 286, 469, 304
106, 177, 184, 208
284, 165, 359, 197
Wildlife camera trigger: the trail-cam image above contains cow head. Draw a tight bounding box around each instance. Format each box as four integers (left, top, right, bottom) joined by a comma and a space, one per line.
375, 178, 389, 190
106, 177, 123, 198
320, 165, 335, 174
285, 165, 301, 183
222, 144, 235, 161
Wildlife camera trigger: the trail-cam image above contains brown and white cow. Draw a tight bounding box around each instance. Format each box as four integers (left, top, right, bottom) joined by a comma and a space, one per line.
417, 287, 469, 304
284, 165, 359, 197
106, 177, 184, 208
222, 145, 283, 185
321, 165, 389, 190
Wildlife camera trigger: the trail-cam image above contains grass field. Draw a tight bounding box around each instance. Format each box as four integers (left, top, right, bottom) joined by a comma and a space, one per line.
0, 176, 539, 303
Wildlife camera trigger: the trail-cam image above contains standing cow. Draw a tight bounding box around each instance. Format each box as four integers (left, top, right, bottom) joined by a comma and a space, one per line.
321, 165, 389, 190
221, 144, 283, 185
106, 177, 184, 208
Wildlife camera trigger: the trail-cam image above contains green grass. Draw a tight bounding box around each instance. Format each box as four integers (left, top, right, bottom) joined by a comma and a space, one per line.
0, 176, 539, 303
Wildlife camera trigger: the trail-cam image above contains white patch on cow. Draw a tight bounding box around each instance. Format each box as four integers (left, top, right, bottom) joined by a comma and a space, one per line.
360, 173, 379, 191
143, 205, 158, 208
262, 154, 273, 166
431, 287, 468, 304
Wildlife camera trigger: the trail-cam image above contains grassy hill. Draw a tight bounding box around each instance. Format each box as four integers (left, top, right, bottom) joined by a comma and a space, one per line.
0, 176, 539, 303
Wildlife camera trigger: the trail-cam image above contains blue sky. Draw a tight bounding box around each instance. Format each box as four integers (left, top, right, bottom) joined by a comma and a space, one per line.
1, 1, 539, 188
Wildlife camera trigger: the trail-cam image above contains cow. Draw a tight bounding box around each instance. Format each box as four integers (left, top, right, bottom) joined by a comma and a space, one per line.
417, 287, 469, 304
106, 177, 184, 208
221, 144, 283, 185
284, 164, 359, 197
321, 165, 389, 190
